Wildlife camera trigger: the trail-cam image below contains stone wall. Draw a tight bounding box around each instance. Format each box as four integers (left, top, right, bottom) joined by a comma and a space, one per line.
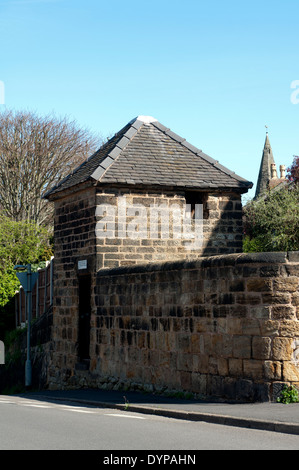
51, 185, 243, 366
48, 184, 299, 401
54, 251, 299, 402
95, 186, 243, 269
51, 186, 97, 373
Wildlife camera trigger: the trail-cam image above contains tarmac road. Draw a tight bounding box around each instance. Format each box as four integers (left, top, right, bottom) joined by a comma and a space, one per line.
1, 394, 299, 450
25, 387, 299, 435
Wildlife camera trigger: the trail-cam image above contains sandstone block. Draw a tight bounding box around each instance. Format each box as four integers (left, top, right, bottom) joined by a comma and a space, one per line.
260, 320, 280, 336
283, 362, 299, 381
273, 278, 299, 293
241, 319, 261, 335
233, 335, 251, 359
279, 320, 299, 337
272, 305, 296, 320
272, 337, 293, 360
191, 372, 207, 394
217, 358, 229, 376
246, 278, 272, 292
228, 358, 243, 377
264, 361, 282, 380
243, 360, 264, 379
252, 336, 271, 360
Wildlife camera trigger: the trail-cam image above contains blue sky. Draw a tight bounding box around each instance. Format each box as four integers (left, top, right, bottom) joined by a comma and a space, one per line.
0, 0, 298, 200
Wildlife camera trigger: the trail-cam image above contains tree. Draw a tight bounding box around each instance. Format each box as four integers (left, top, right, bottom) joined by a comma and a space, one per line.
0, 215, 53, 337
0, 109, 102, 228
243, 184, 299, 252
287, 155, 299, 184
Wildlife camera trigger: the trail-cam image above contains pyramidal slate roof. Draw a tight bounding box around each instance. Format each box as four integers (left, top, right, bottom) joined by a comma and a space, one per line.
44, 116, 253, 199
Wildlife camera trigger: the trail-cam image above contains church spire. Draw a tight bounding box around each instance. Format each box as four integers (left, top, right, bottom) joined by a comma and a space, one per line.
255, 129, 275, 198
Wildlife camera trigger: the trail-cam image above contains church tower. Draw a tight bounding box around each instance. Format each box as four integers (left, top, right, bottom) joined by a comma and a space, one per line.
255, 131, 287, 199
255, 131, 275, 198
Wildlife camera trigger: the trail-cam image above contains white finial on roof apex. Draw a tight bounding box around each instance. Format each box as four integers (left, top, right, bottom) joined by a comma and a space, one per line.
136, 116, 158, 123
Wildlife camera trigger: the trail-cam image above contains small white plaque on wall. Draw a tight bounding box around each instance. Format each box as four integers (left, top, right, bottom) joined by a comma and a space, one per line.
78, 260, 87, 270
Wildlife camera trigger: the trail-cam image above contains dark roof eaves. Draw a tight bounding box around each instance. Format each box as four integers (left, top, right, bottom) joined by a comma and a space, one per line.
44, 119, 141, 198
42, 172, 75, 199
95, 180, 251, 194
43, 147, 102, 199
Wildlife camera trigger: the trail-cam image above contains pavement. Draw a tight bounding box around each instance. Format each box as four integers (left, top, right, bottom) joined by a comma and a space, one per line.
18, 388, 299, 436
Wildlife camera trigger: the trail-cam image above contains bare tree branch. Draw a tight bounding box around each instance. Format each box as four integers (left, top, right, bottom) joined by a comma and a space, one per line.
0, 109, 103, 228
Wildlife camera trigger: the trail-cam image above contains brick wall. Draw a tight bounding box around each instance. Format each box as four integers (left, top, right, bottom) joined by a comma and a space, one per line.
61, 251, 299, 402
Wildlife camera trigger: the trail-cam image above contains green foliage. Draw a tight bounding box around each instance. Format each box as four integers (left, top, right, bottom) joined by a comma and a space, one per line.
277, 385, 299, 404
243, 185, 299, 252
0, 215, 53, 274
0, 215, 53, 336
243, 235, 268, 253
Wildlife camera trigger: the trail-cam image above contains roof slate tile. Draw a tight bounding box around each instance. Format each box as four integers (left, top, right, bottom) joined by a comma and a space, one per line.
44, 116, 253, 199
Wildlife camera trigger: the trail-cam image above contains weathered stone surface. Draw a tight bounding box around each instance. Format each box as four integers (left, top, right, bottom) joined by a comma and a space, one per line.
246, 278, 272, 292
232, 335, 251, 359
252, 336, 271, 360
46, 189, 299, 403
283, 362, 299, 381
273, 278, 299, 293
264, 361, 282, 380
94, 189, 245, 269
272, 337, 293, 360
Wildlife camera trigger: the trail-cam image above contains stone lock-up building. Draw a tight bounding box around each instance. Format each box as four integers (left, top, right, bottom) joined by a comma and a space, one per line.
44, 116, 299, 401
